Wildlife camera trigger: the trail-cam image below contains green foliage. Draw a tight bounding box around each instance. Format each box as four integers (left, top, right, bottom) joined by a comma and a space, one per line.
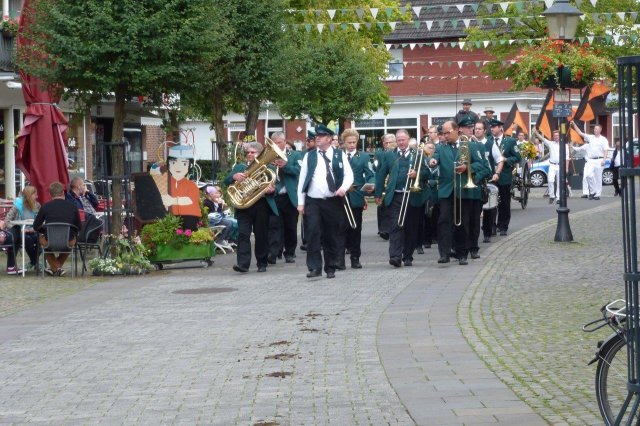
89, 235, 153, 275
140, 215, 213, 256
465, 0, 640, 87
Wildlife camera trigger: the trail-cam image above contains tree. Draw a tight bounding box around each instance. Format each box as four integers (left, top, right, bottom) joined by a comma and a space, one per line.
19, 0, 229, 234
464, 0, 640, 86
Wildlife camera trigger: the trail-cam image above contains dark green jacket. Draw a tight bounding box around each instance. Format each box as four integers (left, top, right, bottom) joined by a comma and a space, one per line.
274, 150, 302, 207
224, 163, 278, 215
375, 149, 429, 207
346, 151, 375, 209
432, 141, 491, 200
490, 135, 521, 186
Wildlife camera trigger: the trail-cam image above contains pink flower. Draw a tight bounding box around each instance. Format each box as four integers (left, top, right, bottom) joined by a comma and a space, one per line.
176, 229, 183, 235
185, 229, 192, 237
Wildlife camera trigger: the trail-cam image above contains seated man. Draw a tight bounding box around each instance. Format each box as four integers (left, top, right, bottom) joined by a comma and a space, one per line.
33, 181, 82, 276
66, 176, 100, 220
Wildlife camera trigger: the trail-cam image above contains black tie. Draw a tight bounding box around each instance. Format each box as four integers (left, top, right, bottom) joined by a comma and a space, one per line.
348, 153, 352, 161
320, 151, 337, 192
400, 150, 406, 159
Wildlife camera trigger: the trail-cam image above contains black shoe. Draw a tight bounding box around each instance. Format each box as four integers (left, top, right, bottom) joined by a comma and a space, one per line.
424, 244, 431, 249
307, 269, 321, 278
326, 271, 336, 279
549, 198, 555, 204
483, 237, 490, 243
389, 258, 401, 268
379, 232, 389, 241
416, 247, 424, 254
335, 260, 346, 270
257, 266, 267, 272
233, 265, 248, 273
267, 256, 277, 265
581, 194, 589, 199
593, 196, 600, 200
437, 256, 450, 264
500, 230, 507, 236
300, 244, 307, 251
57, 269, 66, 277
588, 194, 595, 200
450, 251, 460, 260
403, 259, 413, 267
351, 259, 362, 269
285, 257, 295, 263
470, 251, 480, 259
459, 257, 468, 265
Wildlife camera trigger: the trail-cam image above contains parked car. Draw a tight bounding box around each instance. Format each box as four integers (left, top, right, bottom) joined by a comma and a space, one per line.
530, 148, 616, 187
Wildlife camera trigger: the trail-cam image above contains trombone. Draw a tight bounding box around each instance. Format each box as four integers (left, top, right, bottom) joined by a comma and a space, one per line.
398, 143, 425, 227
343, 185, 357, 229
453, 135, 477, 226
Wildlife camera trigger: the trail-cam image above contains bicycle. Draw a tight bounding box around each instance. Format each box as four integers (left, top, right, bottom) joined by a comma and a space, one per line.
583, 299, 635, 425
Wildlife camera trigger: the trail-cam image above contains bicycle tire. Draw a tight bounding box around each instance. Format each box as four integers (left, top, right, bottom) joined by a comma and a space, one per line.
595, 334, 636, 425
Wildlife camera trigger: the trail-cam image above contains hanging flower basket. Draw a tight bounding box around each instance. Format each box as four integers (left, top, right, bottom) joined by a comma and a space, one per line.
507, 40, 615, 91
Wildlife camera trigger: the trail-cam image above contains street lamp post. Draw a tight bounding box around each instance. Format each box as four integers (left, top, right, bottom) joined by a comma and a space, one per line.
542, 0, 583, 242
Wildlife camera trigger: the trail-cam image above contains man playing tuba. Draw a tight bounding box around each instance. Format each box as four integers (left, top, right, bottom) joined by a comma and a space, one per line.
224, 138, 278, 273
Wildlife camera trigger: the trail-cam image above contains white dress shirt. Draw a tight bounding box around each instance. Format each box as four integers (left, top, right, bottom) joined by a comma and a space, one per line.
541, 138, 569, 164
297, 146, 354, 206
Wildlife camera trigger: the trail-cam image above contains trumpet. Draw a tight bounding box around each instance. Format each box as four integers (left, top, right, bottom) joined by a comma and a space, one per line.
343, 185, 357, 229
454, 135, 477, 226
398, 144, 425, 227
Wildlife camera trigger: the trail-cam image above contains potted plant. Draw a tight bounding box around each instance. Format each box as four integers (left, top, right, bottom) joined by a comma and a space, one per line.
506, 40, 616, 91
140, 215, 215, 263
89, 235, 153, 276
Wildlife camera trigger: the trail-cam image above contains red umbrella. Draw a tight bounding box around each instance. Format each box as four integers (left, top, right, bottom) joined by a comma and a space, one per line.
15, 0, 69, 204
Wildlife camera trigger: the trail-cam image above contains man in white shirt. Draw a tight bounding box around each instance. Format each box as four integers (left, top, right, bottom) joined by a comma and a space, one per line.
534, 129, 569, 204
477, 121, 503, 243
571, 123, 609, 200
297, 124, 354, 278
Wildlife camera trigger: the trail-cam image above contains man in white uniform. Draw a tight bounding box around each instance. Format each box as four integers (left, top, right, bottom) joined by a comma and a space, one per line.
534, 129, 569, 204
571, 122, 609, 200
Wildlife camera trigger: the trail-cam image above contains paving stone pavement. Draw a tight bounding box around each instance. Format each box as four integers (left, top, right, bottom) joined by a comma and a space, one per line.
0, 192, 625, 425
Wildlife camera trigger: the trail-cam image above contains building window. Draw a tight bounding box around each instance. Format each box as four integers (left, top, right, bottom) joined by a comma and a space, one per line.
386, 49, 403, 81
353, 117, 418, 150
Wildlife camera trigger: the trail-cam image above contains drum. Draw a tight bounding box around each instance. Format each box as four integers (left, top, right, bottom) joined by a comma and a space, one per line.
483, 183, 499, 210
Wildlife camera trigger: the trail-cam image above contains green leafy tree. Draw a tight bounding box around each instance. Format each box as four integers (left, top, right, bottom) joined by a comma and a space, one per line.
18, 0, 228, 233
465, 0, 640, 86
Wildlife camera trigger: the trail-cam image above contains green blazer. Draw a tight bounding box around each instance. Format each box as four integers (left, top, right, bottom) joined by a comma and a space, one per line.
375, 149, 429, 207
224, 163, 278, 215
346, 151, 375, 208
274, 150, 302, 207
433, 141, 491, 200
490, 135, 521, 186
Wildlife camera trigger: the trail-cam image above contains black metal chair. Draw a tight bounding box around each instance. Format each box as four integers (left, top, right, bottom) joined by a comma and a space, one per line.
77, 215, 104, 275
39, 222, 79, 277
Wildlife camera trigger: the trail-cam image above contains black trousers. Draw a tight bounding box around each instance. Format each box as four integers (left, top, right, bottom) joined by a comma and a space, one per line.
440, 195, 472, 258
304, 196, 341, 273
377, 204, 389, 234
336, 203, 364, 262
415, 203, 425, 247
468, 199, 482, 253
424, 202, 439, 245
269, 193, 298, 259
612, 166, 620, 194
482, 207, 497, 238
388, 192, 419, 262
235, 198, 270, 269
496, 184, 512, 232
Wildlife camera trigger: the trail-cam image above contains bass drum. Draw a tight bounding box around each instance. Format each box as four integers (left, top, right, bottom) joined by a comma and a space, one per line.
482, 183, 499, 210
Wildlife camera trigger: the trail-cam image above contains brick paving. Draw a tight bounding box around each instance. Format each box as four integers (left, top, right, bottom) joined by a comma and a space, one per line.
0, 189, 624, 425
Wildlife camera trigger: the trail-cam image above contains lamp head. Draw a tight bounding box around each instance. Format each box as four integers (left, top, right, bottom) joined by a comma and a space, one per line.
541, 0, 583, 41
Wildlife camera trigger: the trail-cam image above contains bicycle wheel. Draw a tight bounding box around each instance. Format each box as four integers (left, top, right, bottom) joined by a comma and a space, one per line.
596, 334, 636, 425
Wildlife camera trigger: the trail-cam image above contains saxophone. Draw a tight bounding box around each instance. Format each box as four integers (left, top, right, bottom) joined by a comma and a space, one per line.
227, 137, 288, 209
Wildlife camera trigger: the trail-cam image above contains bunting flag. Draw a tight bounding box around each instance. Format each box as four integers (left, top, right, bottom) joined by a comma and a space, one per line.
573, 82, 611, 123
535, 90, 557, 140
503, 102, 529, 136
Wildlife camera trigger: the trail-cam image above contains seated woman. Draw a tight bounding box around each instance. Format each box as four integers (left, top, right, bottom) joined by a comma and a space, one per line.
1, 219, 21, 275
5, 185, 40, 270
204, 186, 237, 247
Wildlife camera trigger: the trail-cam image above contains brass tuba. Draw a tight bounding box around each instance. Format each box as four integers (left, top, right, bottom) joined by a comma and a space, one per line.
454, 135, 477, 226
228, 137, 288, 209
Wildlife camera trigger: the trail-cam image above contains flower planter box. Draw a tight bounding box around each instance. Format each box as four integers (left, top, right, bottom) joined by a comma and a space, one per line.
149, 242, 215, 263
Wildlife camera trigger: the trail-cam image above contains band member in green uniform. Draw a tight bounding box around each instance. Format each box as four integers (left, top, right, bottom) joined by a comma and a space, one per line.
428, 120, 490, 265
268, 131, 302, 264
375, 129, 430, 267
336, 129, 375, 270
488, 119, 521, 236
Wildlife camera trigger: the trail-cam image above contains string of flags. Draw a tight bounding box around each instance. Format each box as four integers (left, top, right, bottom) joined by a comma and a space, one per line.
285, 0, 599, 20
402, 75, 494, 81
285, 11, 638, 33
378, 34, 639, 51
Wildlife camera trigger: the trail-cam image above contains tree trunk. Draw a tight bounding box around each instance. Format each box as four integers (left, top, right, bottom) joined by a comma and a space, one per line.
338, 117, 349, 136
110, 85, 126, 238
211, 91, 228, 179
168, 109, 180, 144
245, 99, 260, 137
